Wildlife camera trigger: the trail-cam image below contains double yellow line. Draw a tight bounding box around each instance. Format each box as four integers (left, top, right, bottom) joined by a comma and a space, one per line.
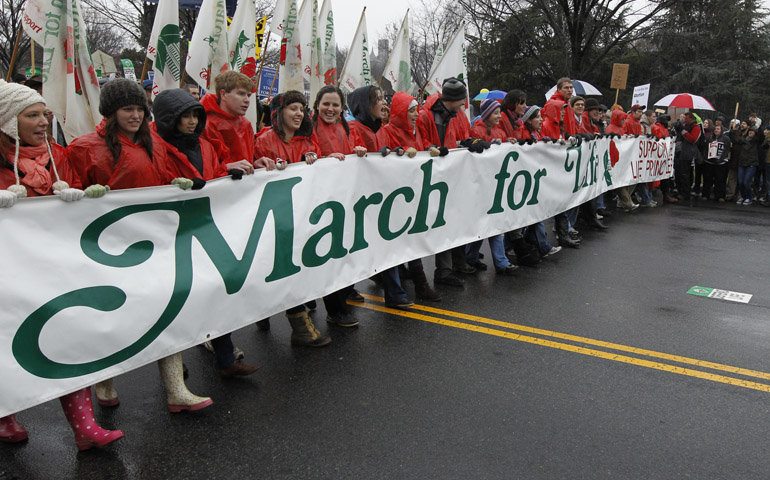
350, 294, 770, 393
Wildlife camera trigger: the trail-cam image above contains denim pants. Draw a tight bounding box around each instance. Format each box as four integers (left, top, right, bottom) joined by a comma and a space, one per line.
738, 165, 757, 200
211, 334, 235, 368
465, 235, 510, 270
381, 266, 408, 304
637, 183, 653, 205
524, 221, 554, 255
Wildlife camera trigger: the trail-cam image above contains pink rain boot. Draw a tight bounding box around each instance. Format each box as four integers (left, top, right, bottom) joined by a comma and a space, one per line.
158, 353, 213, 413
60, 387, 124, 451
0, 415, 28, 443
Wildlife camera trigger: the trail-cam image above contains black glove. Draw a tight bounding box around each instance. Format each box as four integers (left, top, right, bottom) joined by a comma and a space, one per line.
541, 136, 553, 142
594, 133, 603, 140
517, 138, 527, 146
379, 146, 392, 156
393, 146, 405, 156
191, 177, 206, 190
634, 134, 640, 138
438, 146, 449, 156
525, 138, 534, 145
228, 169, 244, 180
579, 133, 594, 142
460, 138, 491, 153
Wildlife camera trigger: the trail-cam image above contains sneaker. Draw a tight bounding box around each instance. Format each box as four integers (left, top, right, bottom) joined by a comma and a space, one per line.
743, 199, 752, 205
624, 203, 639, 212
496, 264, 519, 275
736, 198, 745, 205
347, 289, 365, 302
384, 300, 415, 310
640, 201, 657, 208
326, 313, 360, 327
543, 246, 562, 257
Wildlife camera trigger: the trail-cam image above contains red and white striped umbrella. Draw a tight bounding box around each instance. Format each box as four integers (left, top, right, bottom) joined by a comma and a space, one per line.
653, 93, 715, 111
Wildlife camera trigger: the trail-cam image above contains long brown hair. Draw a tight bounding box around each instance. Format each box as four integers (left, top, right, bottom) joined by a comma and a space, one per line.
102, 115, 154, 165
312, 85, 350, 136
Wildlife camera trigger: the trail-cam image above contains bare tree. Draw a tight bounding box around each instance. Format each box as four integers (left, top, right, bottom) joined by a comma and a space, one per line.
85, 9, 127, 55
0, 0, 31, 77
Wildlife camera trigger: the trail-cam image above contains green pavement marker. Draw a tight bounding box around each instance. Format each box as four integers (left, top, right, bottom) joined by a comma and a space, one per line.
687, 286, 752, 303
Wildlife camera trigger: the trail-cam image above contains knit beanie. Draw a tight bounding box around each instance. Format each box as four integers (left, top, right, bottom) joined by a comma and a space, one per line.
0, 80, 46, 141
0, 80, 67, 197
480, 99, 501, 122
99, 78, 150, 118
522, 105, 541, 124
441, 77, 467, 102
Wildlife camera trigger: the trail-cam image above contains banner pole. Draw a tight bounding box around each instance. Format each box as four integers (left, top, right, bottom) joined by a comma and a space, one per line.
139, 56, 150, 83
5, 24, 24, 82
614, 89, 619, 106
256, 30, 272, 92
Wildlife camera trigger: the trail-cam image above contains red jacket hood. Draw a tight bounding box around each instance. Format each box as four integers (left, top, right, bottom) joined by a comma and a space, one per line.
390, 92, 418, 133
201, 93, 236, 119
610, 109, 627, 127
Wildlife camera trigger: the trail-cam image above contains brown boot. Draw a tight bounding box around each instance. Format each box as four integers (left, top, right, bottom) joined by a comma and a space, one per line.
410, 265, 442, 301
287, 311, 332, 347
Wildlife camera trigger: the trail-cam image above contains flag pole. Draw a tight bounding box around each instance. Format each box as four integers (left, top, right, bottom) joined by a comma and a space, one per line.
139, 56, 150, 83
5, 24, 24, 82
179, 67, 187, 88
256, 30, 272, 92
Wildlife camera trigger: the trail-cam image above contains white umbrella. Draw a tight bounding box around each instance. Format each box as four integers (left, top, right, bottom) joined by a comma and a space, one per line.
544, 80, 602, 100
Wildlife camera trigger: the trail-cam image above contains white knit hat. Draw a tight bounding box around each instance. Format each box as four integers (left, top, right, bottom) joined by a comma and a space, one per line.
0, 80, 67, 197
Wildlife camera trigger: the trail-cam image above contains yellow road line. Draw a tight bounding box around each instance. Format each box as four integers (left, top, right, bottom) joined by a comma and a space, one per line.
350, 295, 770, 391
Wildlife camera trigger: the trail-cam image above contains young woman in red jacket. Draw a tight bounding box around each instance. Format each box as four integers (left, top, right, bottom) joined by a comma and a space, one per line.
347, 86, 388, 152
66, 79, 214, 415
470, 99, 508, 143
0, 80, 124, 451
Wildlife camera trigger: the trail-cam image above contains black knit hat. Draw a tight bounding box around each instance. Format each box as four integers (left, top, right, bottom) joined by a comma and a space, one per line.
441, 77, 467, 102
584, 98, 601, 111
99, 78, 151, 117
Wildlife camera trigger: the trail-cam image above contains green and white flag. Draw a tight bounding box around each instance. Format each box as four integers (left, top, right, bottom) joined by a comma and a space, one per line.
338, 7, 371, 94
228, 0, 258, 130
187, 0, 230, 89
278, 0, 303, 93
318, 0, 337, 86
381, 10, 411, 93
147, 0, 181, 98
299, 0, 322, 99
21, 0, 102, 141
425, 22, 467, 96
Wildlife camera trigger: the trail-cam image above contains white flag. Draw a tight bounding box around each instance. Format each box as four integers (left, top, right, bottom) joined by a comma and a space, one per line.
186, 0, 230, 89
299, 0, 322, 99
228, 0, 259, 130
270, 0, 289, 36
338, 8, 372, 94
278, 0, 303, 93
318, 0, 337, 86
381, 10, 411, 93
22, 0, 102, 142
424, 22, 468, 97
147, 0, 181, 98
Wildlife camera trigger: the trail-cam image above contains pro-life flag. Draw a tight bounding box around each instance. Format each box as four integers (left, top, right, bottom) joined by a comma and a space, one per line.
381, 10, 411, 93
186, 0, 230, 89
278, 0, 303, 93
318, 0, 337, 86
424, 22, 467, 96
228, 0, 259, 131
299, 0, 322, 99
338, 7, 371, 94
147, 0, 181, 98
22, 0, 102, 142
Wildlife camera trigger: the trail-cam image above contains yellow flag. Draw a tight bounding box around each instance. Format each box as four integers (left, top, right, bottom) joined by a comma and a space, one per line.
255, 15, 267, 59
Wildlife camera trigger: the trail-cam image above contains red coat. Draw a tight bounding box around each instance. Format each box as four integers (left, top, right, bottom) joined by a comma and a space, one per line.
541, 91, 578, 139
162, 136, 228, 181
200, 93, 255, 164
0, 142, 81, 196
348, 120, 387, 152
470, 118, 507, 142
378, 92, 423, 149
454, 108, 472, 140
254, 128, 321, 163
623, 114, 642, 135
417, 93, 464, 149
66, 122, 174, 189
579, 112, 601, 134
651, 123, 669, 139
516, 127, 541, 141
605, 110, 627, 135
499, 111, 521, 139
311, 119, 365, 156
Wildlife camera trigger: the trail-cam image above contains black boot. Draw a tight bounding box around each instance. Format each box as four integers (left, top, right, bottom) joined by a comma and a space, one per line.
512, 237, 541, 266
410, 265, 442, 301
555, 214, 580, 248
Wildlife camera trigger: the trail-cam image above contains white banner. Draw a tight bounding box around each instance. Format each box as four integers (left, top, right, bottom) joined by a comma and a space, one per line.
338, 8, 371, 94
186, 0, 230, 89
147, 0, 181, 99
0, 137, 672, 416
633, 83, 651, 109
381, 10, 411, 93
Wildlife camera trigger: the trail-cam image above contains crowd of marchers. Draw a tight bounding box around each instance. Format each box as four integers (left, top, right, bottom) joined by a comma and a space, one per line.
0, 72, 754, 452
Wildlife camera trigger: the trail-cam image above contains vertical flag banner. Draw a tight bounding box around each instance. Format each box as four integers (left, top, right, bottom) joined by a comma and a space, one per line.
269, 0, 288, 37
228, 0, 259, 131
22, 0, 102, 142
381, 10, 411, 93
318, 0, 336, 86
299, 0, 322, 99
255, 15, 267, 59
187, 0, 230, 89
147, 0, 181, 98
338, 8, 371, 94
424, 22, 467, 96
278, 0, 303, 93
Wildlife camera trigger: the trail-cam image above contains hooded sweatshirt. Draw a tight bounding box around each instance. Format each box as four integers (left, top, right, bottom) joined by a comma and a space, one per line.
347, 86, 387, 151
200, 92, 255, 164
707, 130, 730, 165
605, 110, 627, 135
541, 91, 577, 139
379, 92, 424, 149
153, 88, 227, 181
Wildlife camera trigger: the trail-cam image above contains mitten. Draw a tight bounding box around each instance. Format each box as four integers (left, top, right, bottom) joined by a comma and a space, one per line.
406, 147, 417, 158
171, 177, 194, 190
0, 190, 17, 208
84, 184, 109, 198
191, 178, 206, 190
228, 169, 244, 180
56, 188, 85, 202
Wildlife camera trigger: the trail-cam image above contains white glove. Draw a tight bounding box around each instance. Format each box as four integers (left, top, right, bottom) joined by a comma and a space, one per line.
0, 190, 18, 208
55, 188, 85, 202
171, 177, 194, 190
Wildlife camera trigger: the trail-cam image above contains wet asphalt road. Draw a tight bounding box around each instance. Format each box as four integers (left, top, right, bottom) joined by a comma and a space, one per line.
4, 196, 770, 480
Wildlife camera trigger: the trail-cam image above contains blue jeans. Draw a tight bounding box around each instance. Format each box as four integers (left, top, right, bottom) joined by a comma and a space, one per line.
466, 235, 510, 270
381, 266, 408, 304
738, 165, 757, 200
524, 221, 553, 255
595, 194, 605, 210
211, 334, 235, 368
637, 183, 653, 205
566, 207, 579, 230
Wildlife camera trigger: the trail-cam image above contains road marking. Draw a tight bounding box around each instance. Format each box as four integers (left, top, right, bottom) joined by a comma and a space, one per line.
686, 286, 752, 303
349, 294, 770, 393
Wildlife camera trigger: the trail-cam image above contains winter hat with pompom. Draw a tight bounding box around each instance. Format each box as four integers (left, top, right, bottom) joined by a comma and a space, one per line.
0, 80, 68, 197
480, 99, 501, 122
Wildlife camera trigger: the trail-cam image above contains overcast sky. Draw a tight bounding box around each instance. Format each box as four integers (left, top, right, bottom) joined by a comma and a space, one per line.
330, 0, 415, 49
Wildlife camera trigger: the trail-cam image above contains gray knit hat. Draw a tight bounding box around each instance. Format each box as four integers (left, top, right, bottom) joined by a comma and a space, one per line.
99, 78, 150, 117
441, 77, 467, 102
522, 105, 541, 124
0, 80, 46, 141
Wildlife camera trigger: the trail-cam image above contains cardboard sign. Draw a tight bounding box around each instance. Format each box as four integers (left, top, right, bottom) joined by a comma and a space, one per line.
611, 63, 629, 90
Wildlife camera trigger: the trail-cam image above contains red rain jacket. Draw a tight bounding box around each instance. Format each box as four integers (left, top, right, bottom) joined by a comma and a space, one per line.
605, 110, 627, 135
312, 119, 365, 156
623, 114, 642, 135
161, 135, 228, 181
348, 120, 387, 152
254, 128, 321, 163
470, 118, 507, 142
651, 123, 669, 139
0, 143, 81, 196
579, 112, 601, 135
200, 93, 255, 164
417, 93, 465, 149
541, 91, 578, 139
379, 92, 424, 149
